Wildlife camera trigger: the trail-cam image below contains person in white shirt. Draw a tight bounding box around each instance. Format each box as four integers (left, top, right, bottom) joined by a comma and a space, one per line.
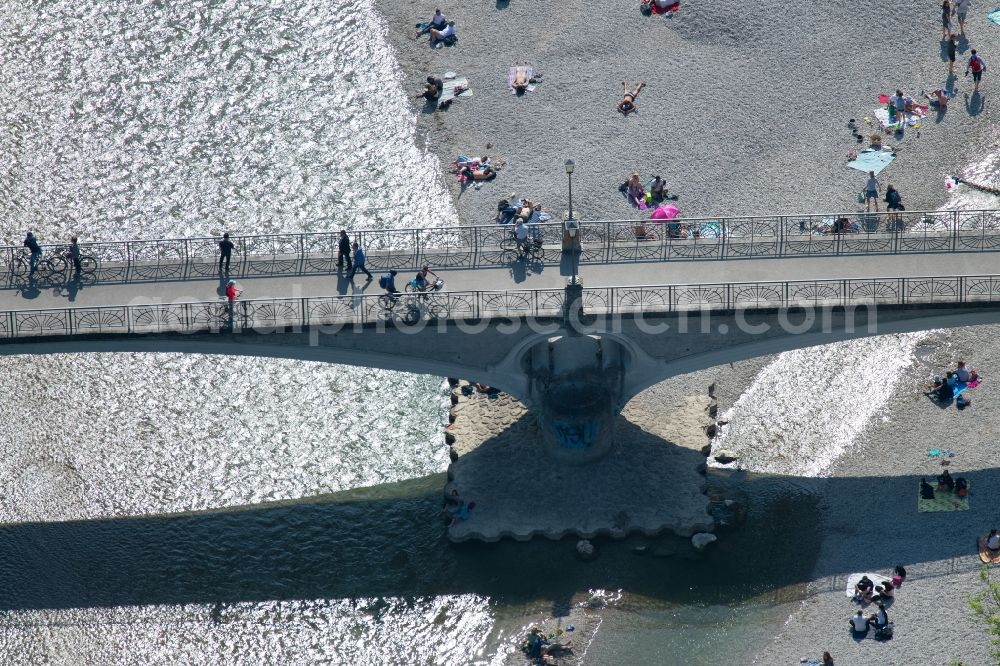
850, 611, 868, 634
430, 21, 456, 43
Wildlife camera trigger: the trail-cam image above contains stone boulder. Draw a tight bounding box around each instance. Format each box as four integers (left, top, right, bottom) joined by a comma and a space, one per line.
691, 533, 718, 551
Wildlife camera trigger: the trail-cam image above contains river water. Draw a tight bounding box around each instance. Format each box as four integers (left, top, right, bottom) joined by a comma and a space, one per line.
0, 0, 962, 664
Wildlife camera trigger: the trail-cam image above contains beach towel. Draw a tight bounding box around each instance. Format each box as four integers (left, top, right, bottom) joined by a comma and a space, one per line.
873, 106, 926, 130
508, 66, 535, 94
918, 481, 970, 512
847, 148, 895, 175
989, 8, 1000, 25
845, 572, 892, 598
438, 78, 472, 107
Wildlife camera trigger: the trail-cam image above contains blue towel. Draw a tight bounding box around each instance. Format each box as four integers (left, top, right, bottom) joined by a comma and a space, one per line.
847, 148, 895, 175
988, 9, 1000, 25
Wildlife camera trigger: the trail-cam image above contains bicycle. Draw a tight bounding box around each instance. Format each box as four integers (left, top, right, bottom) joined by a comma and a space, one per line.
499, 229, 543, 262
376, 290, 421, 325
47, 250, 100, 280
10, 249, 62, 280
206, 292, 256, 327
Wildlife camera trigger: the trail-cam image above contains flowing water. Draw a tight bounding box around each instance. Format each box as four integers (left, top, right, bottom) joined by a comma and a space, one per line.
0, 0, 959, 664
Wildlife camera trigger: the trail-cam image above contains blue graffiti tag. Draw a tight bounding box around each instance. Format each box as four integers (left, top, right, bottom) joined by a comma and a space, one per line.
551, 420, 598, 450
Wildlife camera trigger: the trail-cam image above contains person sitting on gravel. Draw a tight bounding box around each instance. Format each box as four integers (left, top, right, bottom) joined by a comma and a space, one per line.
429, 20, 456, 45
872, 580, 894, 603
649, 175, 668, 202
416, 8, 447, 36
937, 371, 957, 401
853, 575, 874, 601
448, 499, 475, 527
618, 80, 645, 115
988, 529, 1000, 551
460, 157, 496, 182
625, 173, 646, 207
868, 603, 889, 630
937, 469, 955, 493
954, 360, 977, 383
417, 76, 444, 101
849, 610, 869, 637
920, 478, 936, 500
892, 565, 907, 587
924, 88, 950, 109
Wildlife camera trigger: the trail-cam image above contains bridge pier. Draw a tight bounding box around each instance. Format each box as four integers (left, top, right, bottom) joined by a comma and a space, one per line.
524, 331, 628, 464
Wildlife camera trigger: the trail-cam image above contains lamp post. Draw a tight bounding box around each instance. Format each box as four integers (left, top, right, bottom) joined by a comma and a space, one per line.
564, 159, 578, 286
564, 159, 575, 222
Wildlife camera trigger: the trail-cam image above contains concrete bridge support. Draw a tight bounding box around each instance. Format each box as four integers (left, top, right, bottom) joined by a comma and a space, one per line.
523, 333, 628, 463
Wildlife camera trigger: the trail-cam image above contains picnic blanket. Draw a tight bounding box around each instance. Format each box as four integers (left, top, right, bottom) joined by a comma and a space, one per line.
847, 148, 895, 175
845, 572, 892, 598
508, 66, 536, 93
918, 481, 970, 512
989, 8, 1000, 25
873, 106, 926, 130
439, 78, 472, 107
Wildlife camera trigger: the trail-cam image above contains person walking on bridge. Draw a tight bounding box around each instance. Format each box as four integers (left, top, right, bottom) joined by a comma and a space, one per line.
338, 230, 353, 271
348, 241, 373, 281
23, 231, 42, 275
218, 233, 235, 274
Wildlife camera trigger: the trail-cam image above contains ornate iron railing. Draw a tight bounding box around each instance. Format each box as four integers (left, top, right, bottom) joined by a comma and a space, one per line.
6, 208, 1000, 286
3, 274, 1000, 340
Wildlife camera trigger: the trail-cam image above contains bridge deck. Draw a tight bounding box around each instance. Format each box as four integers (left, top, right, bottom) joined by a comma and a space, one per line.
7, 250, 998, 313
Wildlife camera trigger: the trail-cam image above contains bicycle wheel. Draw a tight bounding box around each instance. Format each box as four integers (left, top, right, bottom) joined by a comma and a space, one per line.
378, 294, 396, 310
9, 256, 29, 278
396, 303, 421, 326
404, 282, 423, 294
79, 255, 98, 276
36, 258, 62, 280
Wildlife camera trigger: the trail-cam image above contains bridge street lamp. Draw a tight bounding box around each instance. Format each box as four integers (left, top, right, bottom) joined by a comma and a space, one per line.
564, 159, 579, 286
565, 159, 575, 223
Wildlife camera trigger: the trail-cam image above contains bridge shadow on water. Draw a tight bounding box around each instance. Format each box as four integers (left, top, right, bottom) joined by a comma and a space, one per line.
0, 458, 994, 613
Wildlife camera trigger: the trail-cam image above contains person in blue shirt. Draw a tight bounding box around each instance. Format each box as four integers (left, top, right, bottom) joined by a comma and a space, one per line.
380, 270, 399, 301
348, 242, 373, 281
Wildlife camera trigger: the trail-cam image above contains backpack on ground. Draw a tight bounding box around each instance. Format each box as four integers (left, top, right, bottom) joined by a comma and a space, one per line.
874, 624, 894, 641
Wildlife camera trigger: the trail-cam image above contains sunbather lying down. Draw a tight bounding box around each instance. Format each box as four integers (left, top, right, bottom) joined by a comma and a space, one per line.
513, 66, 530, 94
618, 80, 645, 115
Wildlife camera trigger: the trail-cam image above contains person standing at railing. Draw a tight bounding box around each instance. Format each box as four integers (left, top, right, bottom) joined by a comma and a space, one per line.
23, 232, 42, 275
338, 230, 353, 271
67, 237, 82, 275
348, 242, 373, 281
225, 279, 240, 315
218, 233, 235, 274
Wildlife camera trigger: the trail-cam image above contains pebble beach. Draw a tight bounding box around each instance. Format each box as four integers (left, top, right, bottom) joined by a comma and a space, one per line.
379, 0, 997, 225
374, 0, 1000, 663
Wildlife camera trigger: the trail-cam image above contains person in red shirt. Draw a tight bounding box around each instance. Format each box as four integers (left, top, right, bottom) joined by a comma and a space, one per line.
225, 279, 239, 313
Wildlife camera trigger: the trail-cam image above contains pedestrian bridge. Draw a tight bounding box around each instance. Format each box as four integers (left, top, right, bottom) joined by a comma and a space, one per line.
5, 210, 1000, 461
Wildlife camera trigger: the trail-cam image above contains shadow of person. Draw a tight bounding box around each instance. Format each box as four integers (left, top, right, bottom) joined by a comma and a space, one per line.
63, 274, 82, 302
336, 272, 351, 296
18, 277, 41, 300
934, 103, 947, 124
509, 257, 527, 283
216, 274, 228, 298
965, 90, 985, 116
496, 0, 510, 8
958, 33, 970, 52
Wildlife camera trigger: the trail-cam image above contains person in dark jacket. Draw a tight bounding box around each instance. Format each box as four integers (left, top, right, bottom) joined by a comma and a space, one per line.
218, 232, 235, 273
23, 232, 42, 274
338, 230, 353, 271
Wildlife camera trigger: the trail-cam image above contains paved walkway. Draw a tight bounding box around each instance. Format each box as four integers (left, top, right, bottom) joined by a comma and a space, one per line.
4, 251, 1000, 313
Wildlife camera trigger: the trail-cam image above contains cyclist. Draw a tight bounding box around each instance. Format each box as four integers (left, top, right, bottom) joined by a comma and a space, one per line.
379, 269, 399, 301
225, 279, 240, 313
513, 219, 529, 257
23, 231, 42, 275
67, 237, 82, 275
412, 264, 439, 291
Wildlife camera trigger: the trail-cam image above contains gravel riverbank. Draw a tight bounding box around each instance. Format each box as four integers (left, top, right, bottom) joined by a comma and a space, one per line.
753, 324, 1000, 665
377, 0, 997, 226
